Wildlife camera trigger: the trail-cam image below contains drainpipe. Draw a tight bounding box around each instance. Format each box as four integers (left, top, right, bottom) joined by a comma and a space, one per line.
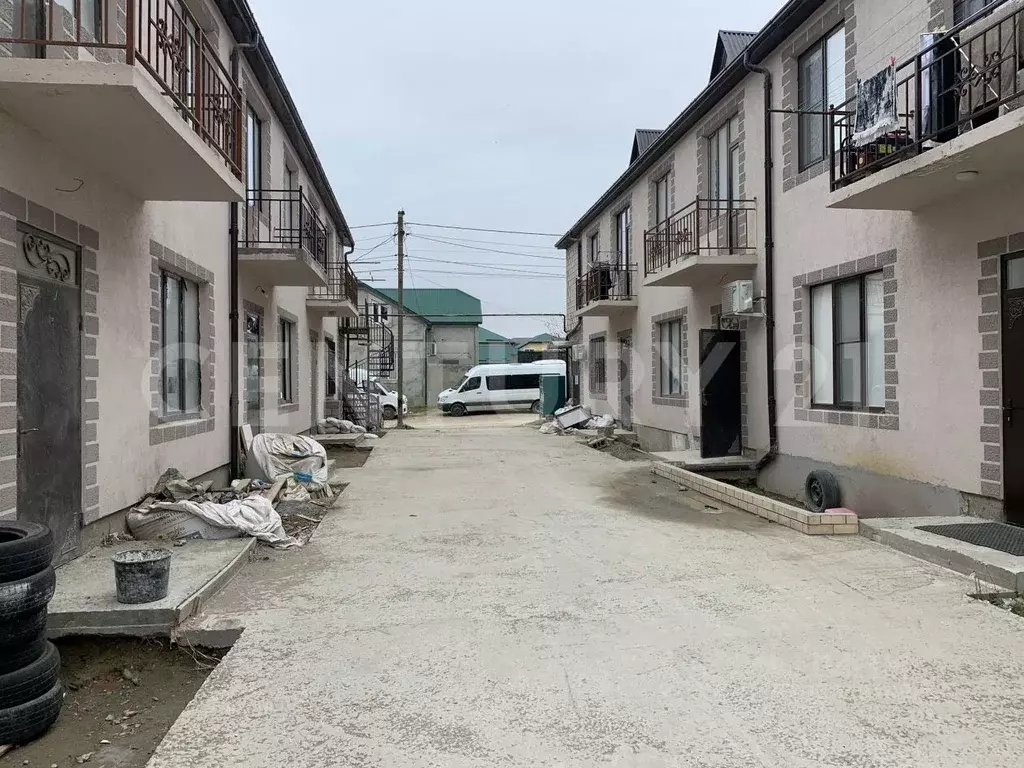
229, 32, 260, 478
744, 50, 779, 470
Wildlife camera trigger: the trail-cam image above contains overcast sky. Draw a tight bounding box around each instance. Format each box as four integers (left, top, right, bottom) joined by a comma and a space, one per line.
249, 0, 784, 338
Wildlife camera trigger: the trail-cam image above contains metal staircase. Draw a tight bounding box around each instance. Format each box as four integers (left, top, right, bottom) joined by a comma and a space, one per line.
336, 305, 396, 430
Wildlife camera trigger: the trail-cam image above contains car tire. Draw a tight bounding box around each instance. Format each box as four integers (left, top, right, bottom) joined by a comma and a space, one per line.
530, 400, 541, 415
0, 606, 47, 650
0, 642, 60, 710
0, 523, 54, 583
382, 405, 397, 421
0, 680, 63, 746
0, 635, 48, 676
0, 566, 56, 622
449, 402, 467, 417
804, 470, 841, 514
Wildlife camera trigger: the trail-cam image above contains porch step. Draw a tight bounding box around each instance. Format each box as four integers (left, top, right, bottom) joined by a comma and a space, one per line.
47, 538, 255, 639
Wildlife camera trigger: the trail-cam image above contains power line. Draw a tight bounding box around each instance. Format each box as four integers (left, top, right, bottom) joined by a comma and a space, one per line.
408, 255, 562, 276
349, 222, 396, 230
406, 221, 562, 237
408, 233, 565, 261
406, 234, 560, 251
372, 267, 562, 280
410, 255, 563, 272
350, 235, 395, 263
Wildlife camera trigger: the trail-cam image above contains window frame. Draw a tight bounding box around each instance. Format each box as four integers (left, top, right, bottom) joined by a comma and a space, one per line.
954, 0, 997, 24
797, 23, 846, 172
325, 337, 337, 397
810, 272, 885, 412
160, 271, 201, 418
246, 106, 263, 204
589, 336, 607, 394
657, 319, 684, 397
615, 207, 631, 269
279, 317, 295, 403
708, 116, 741, 209
654, 174, 670, 228
588, 232, 600, 266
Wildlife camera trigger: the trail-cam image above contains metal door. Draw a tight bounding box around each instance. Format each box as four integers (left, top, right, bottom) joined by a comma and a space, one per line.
699, 329, 742, 459
1002, 255, 1024, 524
618, 331, 633, 428
17, 230, 81, 564
244, 311, 262, 433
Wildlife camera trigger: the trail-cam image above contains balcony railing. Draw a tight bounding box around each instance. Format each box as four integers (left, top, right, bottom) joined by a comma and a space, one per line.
644, 197, 756, 276
309, 260, 358, 306
242, 189, 330, 271
575, 263, 634, 310
0, 0, 243, 178
830, 0, 1024, 189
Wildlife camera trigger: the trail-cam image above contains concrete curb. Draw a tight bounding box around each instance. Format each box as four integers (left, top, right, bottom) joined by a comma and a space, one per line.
652, 462, 860, 535
175, 538, 256, 624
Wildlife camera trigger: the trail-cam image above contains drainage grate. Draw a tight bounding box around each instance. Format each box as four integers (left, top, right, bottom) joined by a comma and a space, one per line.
917, 522, 1024, 557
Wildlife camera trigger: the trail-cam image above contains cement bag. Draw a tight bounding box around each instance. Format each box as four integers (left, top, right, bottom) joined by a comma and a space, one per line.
247, 433, 329, 491
148, 496, 298, 548
126, 508, 242, 542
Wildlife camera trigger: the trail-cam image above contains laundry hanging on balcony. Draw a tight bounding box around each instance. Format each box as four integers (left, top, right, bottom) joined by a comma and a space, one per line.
852, 63, 898, 147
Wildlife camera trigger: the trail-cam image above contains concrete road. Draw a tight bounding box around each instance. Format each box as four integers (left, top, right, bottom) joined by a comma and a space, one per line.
151, 427, 1024, 768
388, 408, 539, 431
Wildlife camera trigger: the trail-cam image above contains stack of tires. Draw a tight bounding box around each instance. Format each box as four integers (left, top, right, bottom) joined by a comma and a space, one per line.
0, 522, 63, 746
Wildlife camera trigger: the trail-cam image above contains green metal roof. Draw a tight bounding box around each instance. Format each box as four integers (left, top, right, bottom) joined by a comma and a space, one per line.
518, 333, 557, 348
478, 327, 512, 343
371, 287, 482, 325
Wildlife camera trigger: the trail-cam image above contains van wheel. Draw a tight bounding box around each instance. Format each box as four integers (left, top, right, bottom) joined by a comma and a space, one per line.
449, 403, 467, 417
382, 406, 397, 421
530, 400, 541, 414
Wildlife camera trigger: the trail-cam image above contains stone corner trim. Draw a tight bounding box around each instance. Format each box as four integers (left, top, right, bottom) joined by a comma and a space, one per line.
791, 249, 899, 431
149, 240, 216, 446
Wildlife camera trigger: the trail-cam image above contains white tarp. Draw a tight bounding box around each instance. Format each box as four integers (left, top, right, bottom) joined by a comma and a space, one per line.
146, 496, 299, 548
248, 433, 329, 491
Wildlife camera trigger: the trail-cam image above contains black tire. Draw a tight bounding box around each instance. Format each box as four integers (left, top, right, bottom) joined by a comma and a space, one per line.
0, 606, 47, 649
0, 522, 53, 583
530, 400, 541, 415
805, 469, 841, 513
0, 635, 47, 675
0, 566, 56, 622
449, 402, 467, 418
0, 642, 59, 709
0, 680, 63, 746
382, 405, 397, 421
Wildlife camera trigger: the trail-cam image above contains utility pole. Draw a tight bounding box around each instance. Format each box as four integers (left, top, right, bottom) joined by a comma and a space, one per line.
396, 209, 406, 428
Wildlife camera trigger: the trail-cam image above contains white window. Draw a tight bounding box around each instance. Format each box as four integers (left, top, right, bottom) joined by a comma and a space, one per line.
810, 272, 884, 409
798, 25, 846, 170
615, 208, 631, 268
709, 116, 741, 208
246, 107, 263, 203
161, 272, 201, 415
589, 336, 607, 393
658, 319, 683, 396
279, 318, 295, 402
654, 175, 670, 226
954, 0, 997, 24
588, 232, 600, 265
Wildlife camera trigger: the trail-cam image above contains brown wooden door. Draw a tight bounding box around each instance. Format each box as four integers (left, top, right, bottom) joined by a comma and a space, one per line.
1002, 255, 1024, 524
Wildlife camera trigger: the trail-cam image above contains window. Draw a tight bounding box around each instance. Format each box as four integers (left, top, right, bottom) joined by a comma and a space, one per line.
459, 376, 481, 393
588, 232, 600, 266
798, 25, 846, 170
325, 338, 337, 397
589, 336, 607, 393
658, 319, 684, 396
81, 0, 103, 43
654, 175, 670, 227
954, 0, 997, 24
615, 208, 631, 268
486, 374, 541, 391
810, 273, 884, 409
161, 272, 201, 416
246, 107, 263, 203
279, 318, 295, 402
709, 116, 741, 208
576, 242, 583, 276
380, 304, 389, 322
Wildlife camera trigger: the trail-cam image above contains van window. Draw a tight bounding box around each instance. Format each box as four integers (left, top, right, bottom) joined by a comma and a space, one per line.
486, 374, 541, 391
459, 376, 481, 392
374, 381, 389, 396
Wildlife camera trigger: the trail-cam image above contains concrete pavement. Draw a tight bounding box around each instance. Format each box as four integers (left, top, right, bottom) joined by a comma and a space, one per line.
150, 426, 1024, 768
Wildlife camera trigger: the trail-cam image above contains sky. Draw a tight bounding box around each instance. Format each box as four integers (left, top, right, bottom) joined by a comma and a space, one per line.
248, 0, 784, 338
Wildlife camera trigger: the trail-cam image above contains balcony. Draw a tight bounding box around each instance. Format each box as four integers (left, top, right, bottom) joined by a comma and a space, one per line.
239, 189, 330, 288
0, 0, 243, 201
575, 263, 636, 317
307, 260, 359, 319
643, 197, 757, 287
829, 1, 1024, 210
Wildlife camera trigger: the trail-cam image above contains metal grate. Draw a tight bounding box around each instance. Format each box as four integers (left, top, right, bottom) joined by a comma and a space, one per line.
917, 522, 1024, 557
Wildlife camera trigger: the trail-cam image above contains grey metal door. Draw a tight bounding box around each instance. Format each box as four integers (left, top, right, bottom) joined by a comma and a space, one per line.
244, 311, 262, 433
17, 235, 81, 564
618, 331, 633, 428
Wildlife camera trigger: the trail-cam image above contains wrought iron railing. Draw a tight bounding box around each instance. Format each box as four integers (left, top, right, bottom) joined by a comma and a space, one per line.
341, 376, 381, 433
242, 189, 329, 271
644, 197, 756, 276
309, 259, 358, 305
0, 1, 243, 179
575, 263, 634, 309
830, 0, 1024, 189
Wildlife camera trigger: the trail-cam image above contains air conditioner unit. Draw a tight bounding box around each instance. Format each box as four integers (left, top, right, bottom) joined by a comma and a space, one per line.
722, 279, 754, 315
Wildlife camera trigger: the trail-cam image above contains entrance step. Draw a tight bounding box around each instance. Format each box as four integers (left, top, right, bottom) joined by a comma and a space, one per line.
860, 516, 1024, 593
47, 538, 256, 638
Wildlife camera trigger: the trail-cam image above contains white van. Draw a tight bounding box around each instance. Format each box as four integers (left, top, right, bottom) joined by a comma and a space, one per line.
437, 361, 566, 417
370, 380, 407, 421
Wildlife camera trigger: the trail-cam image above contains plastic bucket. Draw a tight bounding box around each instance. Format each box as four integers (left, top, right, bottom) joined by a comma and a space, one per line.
111, 548, 172, 604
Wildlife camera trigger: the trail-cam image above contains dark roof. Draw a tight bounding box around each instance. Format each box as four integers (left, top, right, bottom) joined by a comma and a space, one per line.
711, 30, 757, 81
364, 286, 483, 325
214, 1, 354, 248
630, 129, 664, 164
516, 333, 558, 348
556, 0, 829, 250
